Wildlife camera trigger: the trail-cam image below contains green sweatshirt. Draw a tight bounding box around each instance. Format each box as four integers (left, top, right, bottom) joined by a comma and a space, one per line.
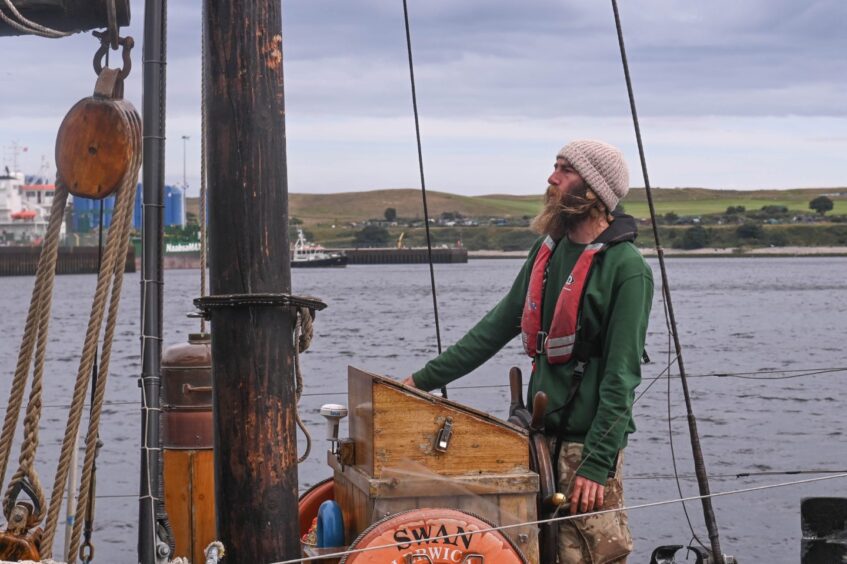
413, 236, 653, 483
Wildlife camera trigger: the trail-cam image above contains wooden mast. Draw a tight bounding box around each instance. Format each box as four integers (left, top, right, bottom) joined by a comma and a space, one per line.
202, 0, 298, 561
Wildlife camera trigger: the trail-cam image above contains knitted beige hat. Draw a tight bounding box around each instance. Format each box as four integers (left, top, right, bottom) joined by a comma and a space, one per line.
558, 140, 630, 211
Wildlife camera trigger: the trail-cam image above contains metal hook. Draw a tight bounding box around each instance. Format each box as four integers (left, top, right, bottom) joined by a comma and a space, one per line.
80, 541, 95, 563
92, 31, 134, 80
4, 476, 42, 524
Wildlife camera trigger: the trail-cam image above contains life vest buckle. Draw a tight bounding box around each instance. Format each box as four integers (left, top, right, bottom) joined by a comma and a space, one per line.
535, 331, 548, 355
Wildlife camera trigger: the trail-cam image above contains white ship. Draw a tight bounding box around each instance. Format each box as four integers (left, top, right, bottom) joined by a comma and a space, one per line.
0, 166, 64, 244
291, 228, 347, 268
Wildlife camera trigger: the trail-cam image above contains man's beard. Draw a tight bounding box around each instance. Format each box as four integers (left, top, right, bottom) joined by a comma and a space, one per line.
530, 183, 596, 239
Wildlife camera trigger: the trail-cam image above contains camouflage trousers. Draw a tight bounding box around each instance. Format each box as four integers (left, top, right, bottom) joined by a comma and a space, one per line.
549, 439, 633, 564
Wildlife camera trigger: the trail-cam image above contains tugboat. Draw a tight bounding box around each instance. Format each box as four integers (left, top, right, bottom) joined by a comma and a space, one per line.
292, 229, 348, 268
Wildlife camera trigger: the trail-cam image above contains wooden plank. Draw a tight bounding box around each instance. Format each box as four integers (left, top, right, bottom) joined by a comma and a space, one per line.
351, 482, 371, 539
348, 367, 374, 475
415, 495, 458, 511
190, 450, 217, 564
456, 494, 501, 527
371, 497, 417, 523
163, 450, 192, 561
357, 368, 526, 433
498, 494, 539, 564
371, 383, 529, 477
328, 454, 538, 498
332, 470, 356, 546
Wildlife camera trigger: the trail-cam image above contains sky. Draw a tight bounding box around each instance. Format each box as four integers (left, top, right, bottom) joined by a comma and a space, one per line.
1, 0, 845, 196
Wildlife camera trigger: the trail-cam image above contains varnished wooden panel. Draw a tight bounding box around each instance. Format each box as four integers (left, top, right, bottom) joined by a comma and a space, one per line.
329, 453, 538, 499
348, 367, 374, 474
371, 383, 529, 477
499, 494, 539, 564
191, 450, 217, 563
351, 482, 370, 543
164, 450, 194, 561
164, 450, 217, 563
333, 470, 356, 545
371, 497, 414, 523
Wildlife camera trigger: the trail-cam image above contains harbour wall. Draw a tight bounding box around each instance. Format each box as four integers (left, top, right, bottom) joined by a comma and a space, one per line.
0, 246, 136, 276
138, 247, 468, 270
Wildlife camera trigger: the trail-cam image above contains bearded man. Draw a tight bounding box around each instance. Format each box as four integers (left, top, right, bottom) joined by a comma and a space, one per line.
404, 140, 653, 563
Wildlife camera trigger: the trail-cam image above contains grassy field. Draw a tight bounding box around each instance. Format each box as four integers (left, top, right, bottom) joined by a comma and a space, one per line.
620, 188, 846, 218
282, 187, 846, 225
187, 187, 846, 227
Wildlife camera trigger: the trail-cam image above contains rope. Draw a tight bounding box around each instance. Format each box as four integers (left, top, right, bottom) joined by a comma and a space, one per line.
67, 110, 141, 562
78, 199, 107, 564
294, 306, 315, 463
610, 0, 724, 560
0, 0, 71, 38
38, 106, 142, 558
270, 472, 847, 564
0, 187, 69, 525
69, 177, 138, 561
400, 0, 447, 399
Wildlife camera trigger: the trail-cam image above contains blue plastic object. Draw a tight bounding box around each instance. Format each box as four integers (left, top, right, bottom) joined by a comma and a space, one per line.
316, 500, 345, 548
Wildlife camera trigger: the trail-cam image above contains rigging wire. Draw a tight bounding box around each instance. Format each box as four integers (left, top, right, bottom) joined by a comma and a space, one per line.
610, 0, 724, 559
78, 467, 847, 502
2, 364, 844, 410
0, 0, 71, 38
665, 298, 708, 550
199, 10, 209, 336
270, 472, 847, 564
401, 0, 447, 399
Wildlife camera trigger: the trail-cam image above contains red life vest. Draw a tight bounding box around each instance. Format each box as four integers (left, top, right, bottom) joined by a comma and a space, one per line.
520, 237, 606, 364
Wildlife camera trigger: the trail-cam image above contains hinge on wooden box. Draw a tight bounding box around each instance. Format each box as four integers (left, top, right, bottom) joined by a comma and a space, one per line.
337, 438, 355, 467
434, 417, 454, 453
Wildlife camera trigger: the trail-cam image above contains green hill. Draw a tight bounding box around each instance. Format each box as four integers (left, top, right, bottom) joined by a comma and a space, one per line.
280, 187, 846, 225
181, 187, 847, 250
186, 187, 846, 227
287, 189, 540, 225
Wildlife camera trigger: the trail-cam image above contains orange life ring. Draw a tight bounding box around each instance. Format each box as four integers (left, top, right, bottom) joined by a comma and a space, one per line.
342, 508, 526, 564
298, 478, 335, 538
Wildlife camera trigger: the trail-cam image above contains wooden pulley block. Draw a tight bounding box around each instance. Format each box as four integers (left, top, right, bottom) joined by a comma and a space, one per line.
0, 530, 42, 562
0, 503, 43, 561
55, 62, 140, 200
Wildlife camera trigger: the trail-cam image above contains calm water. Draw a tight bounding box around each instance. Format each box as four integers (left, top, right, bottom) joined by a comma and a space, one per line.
1, 257, 845, 563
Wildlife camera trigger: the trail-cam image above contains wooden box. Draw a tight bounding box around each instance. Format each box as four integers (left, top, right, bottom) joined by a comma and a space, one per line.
332, 367, 539, 562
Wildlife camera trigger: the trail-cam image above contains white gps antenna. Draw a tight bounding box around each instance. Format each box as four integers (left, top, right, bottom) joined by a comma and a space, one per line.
319, 403, 348, 453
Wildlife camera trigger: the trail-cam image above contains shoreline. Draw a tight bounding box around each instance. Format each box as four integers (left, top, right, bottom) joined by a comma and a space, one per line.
469, 246, 847, 259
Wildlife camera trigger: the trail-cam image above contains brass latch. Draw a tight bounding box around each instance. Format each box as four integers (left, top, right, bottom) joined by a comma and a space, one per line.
434, 416, 453, 453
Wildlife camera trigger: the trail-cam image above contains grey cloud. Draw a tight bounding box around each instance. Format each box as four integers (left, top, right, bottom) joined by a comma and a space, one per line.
278, 0, 845, 118
2, 0, 845, 126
